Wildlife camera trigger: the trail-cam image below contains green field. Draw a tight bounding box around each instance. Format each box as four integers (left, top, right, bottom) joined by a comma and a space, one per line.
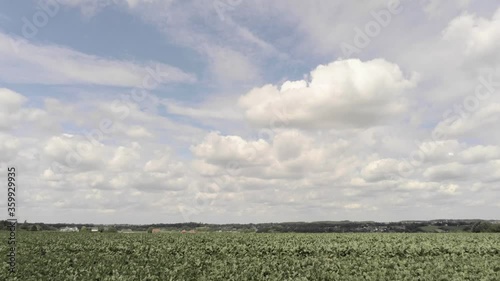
1, 232, 499, 280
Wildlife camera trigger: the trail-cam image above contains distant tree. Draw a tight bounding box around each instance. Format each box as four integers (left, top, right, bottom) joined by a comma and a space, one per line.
472, 221, 493, 233
106, 226, 117, 233
81, 226, 88, 232
147, 227, 154, 233
492, 224, 500, 232
19, 222, 29, 230
98, 227, 104, 233
30, 225, 38, 231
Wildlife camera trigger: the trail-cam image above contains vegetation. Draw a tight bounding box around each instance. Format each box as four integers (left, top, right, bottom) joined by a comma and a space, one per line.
470, 221, 500, 233
0, 231, 499, 280
105, 226, 118, 233
2, 219, 499, 233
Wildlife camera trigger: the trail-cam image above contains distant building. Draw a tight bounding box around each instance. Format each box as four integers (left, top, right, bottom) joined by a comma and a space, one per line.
60, 227, 79, 232
181, 230, 187, 234
119, 229, 134, 233
152, 228, 161, 233
91, 227, 99, 232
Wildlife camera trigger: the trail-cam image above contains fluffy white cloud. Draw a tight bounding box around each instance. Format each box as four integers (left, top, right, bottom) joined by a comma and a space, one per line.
0, 133, 21, 162
0, 88, 26, 111
458, 145, 500, 164
0, 88, 53, 132
43, 134, 108, 172
108, 143, 142, 170
361, 158, 399, 182
423, 162, 468, 181
442, 8, 500, 67
433, 103, 500, 142
191, 132, 271, 168
239, 58, 417, 129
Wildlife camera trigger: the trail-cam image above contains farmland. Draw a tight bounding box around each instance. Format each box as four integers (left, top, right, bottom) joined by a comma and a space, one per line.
1, 232, 499, 280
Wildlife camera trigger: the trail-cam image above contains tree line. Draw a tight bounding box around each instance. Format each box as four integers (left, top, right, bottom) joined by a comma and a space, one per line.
1, 220, 499, 233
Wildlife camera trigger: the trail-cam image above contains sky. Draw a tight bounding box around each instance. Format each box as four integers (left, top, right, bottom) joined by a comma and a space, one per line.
0, 0, 499, 224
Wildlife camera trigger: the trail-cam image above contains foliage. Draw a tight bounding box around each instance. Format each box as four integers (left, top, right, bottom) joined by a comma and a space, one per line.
106, 227, 118, 233
0, 232, 499, 280
471, 221, 500, 233
1, 219, 498, 233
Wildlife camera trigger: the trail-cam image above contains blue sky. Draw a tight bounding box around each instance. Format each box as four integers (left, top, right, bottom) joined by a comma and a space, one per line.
0, 0, 500, 224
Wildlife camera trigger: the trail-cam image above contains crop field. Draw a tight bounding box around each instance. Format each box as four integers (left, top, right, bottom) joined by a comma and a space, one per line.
1, 232, 499, 280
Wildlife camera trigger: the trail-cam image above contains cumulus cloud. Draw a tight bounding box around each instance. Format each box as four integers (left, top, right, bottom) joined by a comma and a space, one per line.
239, 58, 417, 129
456, 145, 500, 164
0, 88, 26, 111
433, 103, 500, 142
2, 87, 499, 223
441, 8, 500, 68
423, 162, 468, 181
361, 158, 400, 182
0, 88, 52, 132
191, 132, 271, 168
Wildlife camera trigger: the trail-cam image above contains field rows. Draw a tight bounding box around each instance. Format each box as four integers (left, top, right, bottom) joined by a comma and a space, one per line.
1, 232, 499, 280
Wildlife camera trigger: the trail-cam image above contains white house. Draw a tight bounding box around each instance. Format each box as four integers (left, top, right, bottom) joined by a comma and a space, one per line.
91, 227, 99, 232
